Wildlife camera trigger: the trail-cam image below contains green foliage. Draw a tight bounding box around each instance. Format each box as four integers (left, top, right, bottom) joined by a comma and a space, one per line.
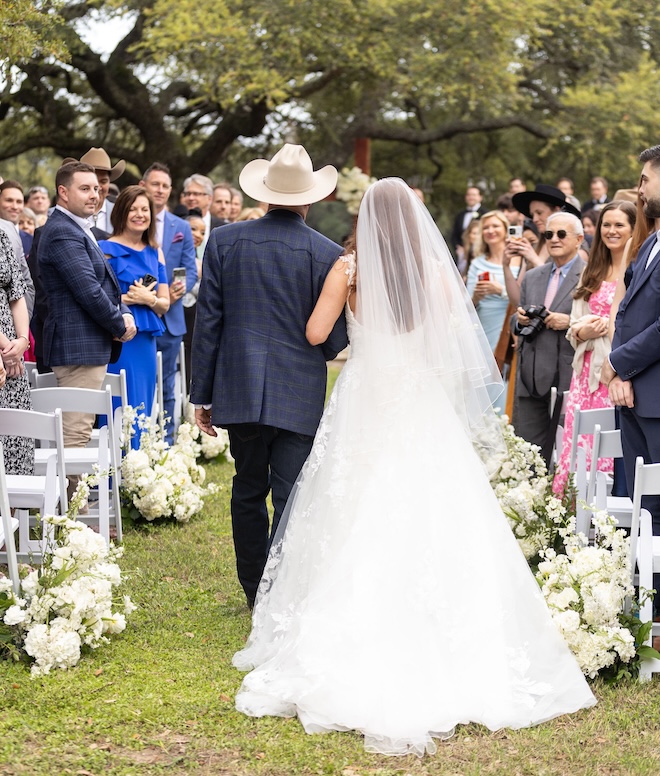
0, 0, 69, 80
2, 1, 660, 208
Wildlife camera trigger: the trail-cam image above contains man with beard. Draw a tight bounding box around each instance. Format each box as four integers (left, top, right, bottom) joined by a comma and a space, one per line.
602, 144, 660, 643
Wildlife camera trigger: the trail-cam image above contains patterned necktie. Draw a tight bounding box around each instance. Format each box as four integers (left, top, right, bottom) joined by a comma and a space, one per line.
543, 266, 561, 309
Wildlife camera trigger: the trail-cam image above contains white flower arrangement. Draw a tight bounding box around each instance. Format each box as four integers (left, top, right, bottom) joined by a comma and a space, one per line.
335, 166, 377, 215
482, 415, 658, 680
0, 479, 135, 677
536, 509, 637, 678
120, 407, 218, 523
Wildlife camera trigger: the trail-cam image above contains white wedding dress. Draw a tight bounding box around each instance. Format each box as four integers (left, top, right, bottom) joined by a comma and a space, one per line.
233, 180, 596, 756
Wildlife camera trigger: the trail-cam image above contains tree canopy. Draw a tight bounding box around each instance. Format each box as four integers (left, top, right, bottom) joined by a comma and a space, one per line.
2, 1, 660, 203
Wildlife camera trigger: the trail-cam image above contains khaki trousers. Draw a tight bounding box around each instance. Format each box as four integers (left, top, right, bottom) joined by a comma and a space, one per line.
52, 364, 107, 502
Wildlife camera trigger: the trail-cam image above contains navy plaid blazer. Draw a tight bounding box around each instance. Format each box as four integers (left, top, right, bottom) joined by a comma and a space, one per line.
190, 209, 348, 436
38, 208, 129, 367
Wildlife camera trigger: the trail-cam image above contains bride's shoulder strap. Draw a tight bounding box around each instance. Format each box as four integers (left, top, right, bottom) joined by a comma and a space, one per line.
338, 252, 356, 289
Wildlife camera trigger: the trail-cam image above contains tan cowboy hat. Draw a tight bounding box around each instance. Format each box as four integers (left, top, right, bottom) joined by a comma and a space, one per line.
239, 143, 337, 206
80, 147, 126, 181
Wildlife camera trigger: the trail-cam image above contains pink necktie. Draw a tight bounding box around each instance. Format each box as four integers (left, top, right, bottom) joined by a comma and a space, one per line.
544, 266, 561, 308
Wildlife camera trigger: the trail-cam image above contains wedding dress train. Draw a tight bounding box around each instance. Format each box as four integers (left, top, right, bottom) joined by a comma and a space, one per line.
232, 180, 595, 756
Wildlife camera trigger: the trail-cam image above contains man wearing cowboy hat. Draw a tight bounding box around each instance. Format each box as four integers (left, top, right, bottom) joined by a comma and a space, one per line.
80, 147, 126, 234
191, 143, 348, 609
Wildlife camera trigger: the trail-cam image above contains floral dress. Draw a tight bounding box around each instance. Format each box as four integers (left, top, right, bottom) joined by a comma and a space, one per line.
0, 230, 34, 475
552, 280, 617, 495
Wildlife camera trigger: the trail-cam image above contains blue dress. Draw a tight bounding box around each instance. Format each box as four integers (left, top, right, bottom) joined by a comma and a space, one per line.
99, 241, 167, 448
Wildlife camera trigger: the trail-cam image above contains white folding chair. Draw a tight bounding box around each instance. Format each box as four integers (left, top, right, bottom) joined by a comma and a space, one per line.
0, 407, 67, 562
30, 386, 122, 544
24, 360, 38, 388
568, 407, 616, 474
34, 369, 128, 482
627, 457, 660, 681
150, 349, 165, 432
589, 426, 632, 519
173, 340, 188, 437
0, 441, 20, 594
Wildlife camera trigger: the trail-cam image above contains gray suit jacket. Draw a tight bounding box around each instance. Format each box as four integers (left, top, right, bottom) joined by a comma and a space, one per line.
514, 257, 586, 399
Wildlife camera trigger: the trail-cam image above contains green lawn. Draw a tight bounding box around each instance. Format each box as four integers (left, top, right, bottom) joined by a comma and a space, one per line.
2, 369, 660, 774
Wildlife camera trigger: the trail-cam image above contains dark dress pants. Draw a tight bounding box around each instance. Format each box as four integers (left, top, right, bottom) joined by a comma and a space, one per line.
227, 423, 314, 606
620, 407, 660, 614
156, 329, 183, 446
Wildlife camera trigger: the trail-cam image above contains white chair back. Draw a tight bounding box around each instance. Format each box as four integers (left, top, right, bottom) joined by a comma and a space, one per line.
0, 441, 20, 593
569, 407, 616, 473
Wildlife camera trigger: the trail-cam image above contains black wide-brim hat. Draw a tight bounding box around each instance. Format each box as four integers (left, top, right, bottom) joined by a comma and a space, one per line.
512, 184, 581, 219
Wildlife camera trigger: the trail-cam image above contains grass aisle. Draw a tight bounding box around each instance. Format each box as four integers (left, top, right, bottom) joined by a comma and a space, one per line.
0, 371, 659, 774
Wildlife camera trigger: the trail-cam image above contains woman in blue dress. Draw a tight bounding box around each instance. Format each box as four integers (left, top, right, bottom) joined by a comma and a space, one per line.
99, 186, 170, 447
466, 210, 522, 350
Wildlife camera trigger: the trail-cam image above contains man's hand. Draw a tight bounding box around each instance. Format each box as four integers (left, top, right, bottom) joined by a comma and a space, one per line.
608, 375, 634, 408
120, 314, 137, 342
600, 359, 616, 386
195, 407, 217, 437
516, 306, 530, 326
544, 312, 570, 331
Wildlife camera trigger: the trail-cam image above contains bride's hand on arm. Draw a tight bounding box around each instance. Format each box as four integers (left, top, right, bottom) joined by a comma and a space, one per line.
306, 258, 350, 346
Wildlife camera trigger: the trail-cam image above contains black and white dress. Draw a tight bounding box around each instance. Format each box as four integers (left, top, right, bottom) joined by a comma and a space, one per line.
0, 230, 33, 475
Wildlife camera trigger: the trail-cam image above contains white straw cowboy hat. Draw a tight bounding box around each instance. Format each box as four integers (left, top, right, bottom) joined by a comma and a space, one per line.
239, 143, 337, 206
80, 147, 126, 181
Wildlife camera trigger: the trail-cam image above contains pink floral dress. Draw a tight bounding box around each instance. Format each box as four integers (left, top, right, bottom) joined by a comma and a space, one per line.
552, 280, 617, 495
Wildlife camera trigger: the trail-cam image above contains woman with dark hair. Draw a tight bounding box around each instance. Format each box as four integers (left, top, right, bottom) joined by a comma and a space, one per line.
99, 186, 170, 446
233, 178, 595, 755
552, 200, 636, 494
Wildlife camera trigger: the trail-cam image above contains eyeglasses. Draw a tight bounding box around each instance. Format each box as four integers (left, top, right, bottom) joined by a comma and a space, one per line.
182, 190, 209, 198
543, 229, 576, 240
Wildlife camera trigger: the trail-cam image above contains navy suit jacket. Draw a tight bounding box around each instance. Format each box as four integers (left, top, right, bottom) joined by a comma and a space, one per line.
160, 211, 198, 337
39, 208, 129, 367
190, 209, 348, 436
610, 233, 660, 418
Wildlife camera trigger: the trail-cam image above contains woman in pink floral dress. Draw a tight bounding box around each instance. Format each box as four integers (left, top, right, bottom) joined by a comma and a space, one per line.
553, 201, 636, 495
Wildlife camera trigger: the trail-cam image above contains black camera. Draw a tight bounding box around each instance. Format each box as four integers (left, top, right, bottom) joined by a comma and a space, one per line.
519, 304, 549, 341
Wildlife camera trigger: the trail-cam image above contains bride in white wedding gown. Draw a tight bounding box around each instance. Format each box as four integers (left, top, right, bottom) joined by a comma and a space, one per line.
232, 178, 596, 756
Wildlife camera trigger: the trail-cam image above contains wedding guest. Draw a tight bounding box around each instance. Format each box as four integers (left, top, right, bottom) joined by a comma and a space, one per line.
19, 207, 37, 237
496, 194, 523, 227
450, 185, 486, 261
511, 212, 586, 462
552, 201, 636, 495
229, 187, 243, 222
39, 161, 136, 494
458, 218, 482, 279
25, 185, 50, 226
191, 143, 347, 610
581, 176, 610, 216
180, 174, 223, 258
99, 186, 170, 447
511, 183, 582, 268
80, 147, 126, 234
581, 209, 598, 247
466, 211, 522, 350
181, 209, 206, 391
0, 229, 33, 475
601, 146, 660, 638
236, 207, 265, 222
556, 177, 575, 198
0, 184, 35, 318
139, 162, 198, 444
508, 177, 526, 194
210, 184, 232, 223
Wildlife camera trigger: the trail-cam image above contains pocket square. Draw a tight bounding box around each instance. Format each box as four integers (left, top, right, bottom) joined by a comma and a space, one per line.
172, 232, 184, 243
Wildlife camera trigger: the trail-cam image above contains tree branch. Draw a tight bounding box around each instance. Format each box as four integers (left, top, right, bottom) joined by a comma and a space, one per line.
360, 115, 554, 144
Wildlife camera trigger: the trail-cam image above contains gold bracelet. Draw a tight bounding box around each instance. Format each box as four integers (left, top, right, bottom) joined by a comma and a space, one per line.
17, 334, 29, 344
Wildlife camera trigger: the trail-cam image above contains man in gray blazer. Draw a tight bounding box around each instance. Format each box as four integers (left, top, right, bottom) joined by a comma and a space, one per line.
512, 212, 586, 462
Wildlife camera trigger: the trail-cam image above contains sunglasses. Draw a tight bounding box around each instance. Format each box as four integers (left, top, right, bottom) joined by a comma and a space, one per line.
543, 229, 576, 240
